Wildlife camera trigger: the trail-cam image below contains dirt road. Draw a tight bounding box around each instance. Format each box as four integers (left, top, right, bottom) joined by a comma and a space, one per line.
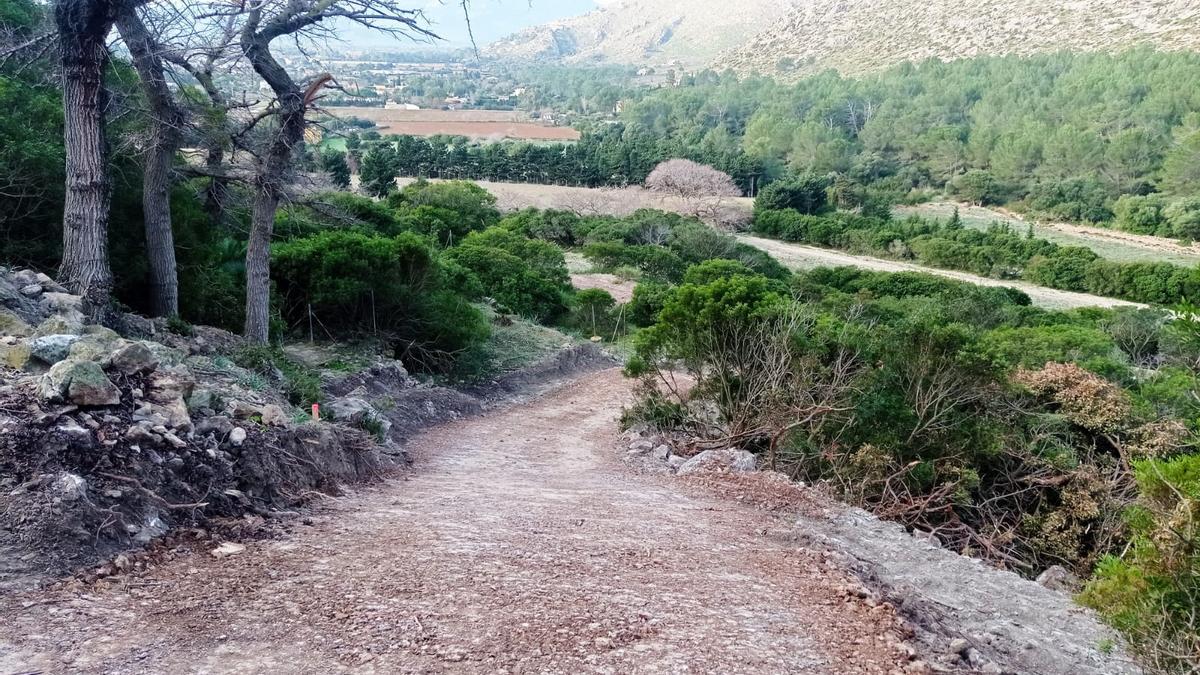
739, 235, 1145, 311
0, 370, 910, 674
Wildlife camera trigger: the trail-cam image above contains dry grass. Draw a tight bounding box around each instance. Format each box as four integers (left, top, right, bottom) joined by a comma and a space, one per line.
327, 108, 580, 141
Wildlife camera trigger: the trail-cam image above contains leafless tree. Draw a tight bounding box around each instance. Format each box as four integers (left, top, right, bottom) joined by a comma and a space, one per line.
226, 0, 436, 343
644, 158, 741, 222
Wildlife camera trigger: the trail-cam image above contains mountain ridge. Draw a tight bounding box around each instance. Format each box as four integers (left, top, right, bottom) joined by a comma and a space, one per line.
487, 0, 1200, 76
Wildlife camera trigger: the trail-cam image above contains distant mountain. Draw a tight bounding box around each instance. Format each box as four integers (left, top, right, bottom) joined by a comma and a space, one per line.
724, 0, 1200, 78
485, 0, 792, 67
488, 0, 1200, 76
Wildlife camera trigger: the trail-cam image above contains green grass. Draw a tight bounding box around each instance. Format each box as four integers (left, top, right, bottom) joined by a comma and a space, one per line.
320, 136, 348, 152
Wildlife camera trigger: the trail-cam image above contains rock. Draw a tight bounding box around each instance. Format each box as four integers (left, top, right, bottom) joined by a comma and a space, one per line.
651, 444, 671, 461
42, 292, 82, 314
667, 454, 686, 470
913, 529, 943, 549
55, 418, 94, 446
0, 339, 31, 369
0, 309, 32, 337
228, 426, 247, 447
125, 424, 160, 446
326, 397, 373, 425
1035, 565, 1080, 593
29, 334, 80, 365
949, 638, 970, 655
260, 404, 288, 427
210, 542, 246, 558
39, 359, 121, 406
160, 430, 188, 449
628, 439, 655, 452
35, 272, 67, 293
231, 400, 264, 419
19, 284, 42, 297
67, 334, 121, 362
34, 314, 83, 338
117, 313, 156, 338
187, 388, 221, 412
675, 448, 758, 476
50, 472, 88, 502
108, 342, 158, 375
196, 415, 234, 439
0, 275, 43, 325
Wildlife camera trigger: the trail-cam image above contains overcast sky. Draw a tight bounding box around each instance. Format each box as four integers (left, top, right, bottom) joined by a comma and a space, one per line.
339, 0, 598, 49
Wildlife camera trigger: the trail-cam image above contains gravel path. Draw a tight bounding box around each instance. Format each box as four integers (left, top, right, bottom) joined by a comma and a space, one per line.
0, 369, 911, 674
739, 235, 1145, 310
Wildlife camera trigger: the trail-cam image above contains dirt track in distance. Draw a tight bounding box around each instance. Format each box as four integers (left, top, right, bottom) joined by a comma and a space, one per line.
739, 235, 1145, 310
0, 369, 912, 674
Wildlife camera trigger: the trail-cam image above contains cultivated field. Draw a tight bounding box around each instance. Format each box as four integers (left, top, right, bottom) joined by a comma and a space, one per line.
328, 107, 581, 141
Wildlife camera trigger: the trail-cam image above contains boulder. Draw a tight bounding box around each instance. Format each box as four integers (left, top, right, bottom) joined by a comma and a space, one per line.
42, 292, 82, 314
39, 359, 121, 407
108, 341, 159, 375
19, 284, 42, 297
0, 338, 31, 369
675, 448, 758, 476
0, 275, 43, 325
67, 333, 123, 362
35, 314, 84, 339
0, 309, 32, 337
29, 334, 80, 365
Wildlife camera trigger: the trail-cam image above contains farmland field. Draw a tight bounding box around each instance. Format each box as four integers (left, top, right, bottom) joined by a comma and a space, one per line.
327, 107, 581, 141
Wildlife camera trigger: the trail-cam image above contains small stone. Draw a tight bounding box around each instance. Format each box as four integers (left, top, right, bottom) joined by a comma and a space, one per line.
210, 542, 246, 558
228, 427, 247, 447
160, 431, 188, 449
675, 448, 758, 476
260, 404, 288, 427
55, 418, 94, 446
628, 439, 654, 452
125, 424, 160, 445
949, 638, 969, 655
19, 284, 42, 297
1035, 565, 1080, 593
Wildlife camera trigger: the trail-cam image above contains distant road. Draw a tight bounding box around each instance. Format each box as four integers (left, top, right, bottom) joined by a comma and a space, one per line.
738, 235, 1145, 310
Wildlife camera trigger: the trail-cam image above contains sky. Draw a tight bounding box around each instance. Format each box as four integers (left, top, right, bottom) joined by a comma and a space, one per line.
342, 0, 599, 49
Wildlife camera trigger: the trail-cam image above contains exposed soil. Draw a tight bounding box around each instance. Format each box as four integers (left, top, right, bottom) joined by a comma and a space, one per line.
329, 108, 580, 141
0, 369, 915, 674
738, 234, 1145, 310
570, 273, 636, 304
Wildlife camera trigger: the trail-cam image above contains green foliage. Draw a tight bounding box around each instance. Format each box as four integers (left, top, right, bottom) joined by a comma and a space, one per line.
444, 244, 570, 321
387, 178, 500, 240
753, 207, 1200, 306
755, 173, 830, 214
1082, 452, 1200, 673
270, 229, 489, 373
233, 346, 323, 407
568, 288, 619, 337
320, 149, 351, 188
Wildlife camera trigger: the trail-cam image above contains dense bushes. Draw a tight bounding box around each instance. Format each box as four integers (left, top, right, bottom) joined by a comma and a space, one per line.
626, 263, 1198, 579
753, 207, 1200, 305
271, 230, 490, 372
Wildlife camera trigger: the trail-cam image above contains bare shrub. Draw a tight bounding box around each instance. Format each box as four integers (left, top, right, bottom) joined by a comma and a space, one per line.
645, 159, 742, 222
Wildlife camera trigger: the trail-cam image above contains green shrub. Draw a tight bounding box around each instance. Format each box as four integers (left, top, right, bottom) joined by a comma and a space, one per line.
444, 244, 570, 321
1082, 452, 1200, 673
569, 288, 618, 337
628, 282, 672, 327
756, 173, 830, 214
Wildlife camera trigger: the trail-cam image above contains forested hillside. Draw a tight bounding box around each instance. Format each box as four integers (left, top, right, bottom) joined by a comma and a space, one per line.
366, 50, 1200, 237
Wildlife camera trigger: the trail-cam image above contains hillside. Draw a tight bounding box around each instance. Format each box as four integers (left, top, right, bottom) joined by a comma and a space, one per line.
724, 0, 1200, 77
488, 0, 1200, 75
485, 0, 791, 67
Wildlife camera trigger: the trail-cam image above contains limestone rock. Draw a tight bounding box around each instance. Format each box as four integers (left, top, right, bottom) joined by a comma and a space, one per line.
0, 309, 32, 337
0, 338, 31, 369
109, 342, 159, 375
29, 334, 80, 365
39, 360, 121, 406
260, 404, 288, 427
55, 417, 94, 447
196, 415, 234, 439
228, 426, 248, 447
675, 448, 758, 476
35, 314, 83, 339
35, 272, 67, 293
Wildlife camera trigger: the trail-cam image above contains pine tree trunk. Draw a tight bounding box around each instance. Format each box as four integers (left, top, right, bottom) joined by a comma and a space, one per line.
240, 26, 312, 344
117, 9, 180, 317
55, 0, 117, 323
